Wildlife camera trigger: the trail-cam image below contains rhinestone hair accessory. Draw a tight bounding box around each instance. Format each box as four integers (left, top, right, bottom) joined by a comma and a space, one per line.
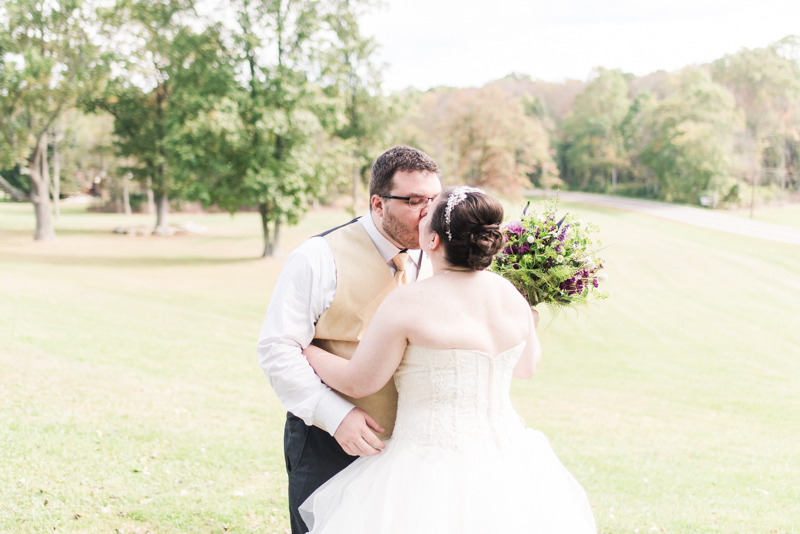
444, 186, 485, 241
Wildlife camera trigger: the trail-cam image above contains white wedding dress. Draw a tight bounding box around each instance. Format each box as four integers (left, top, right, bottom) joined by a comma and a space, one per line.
300, 342, 597, 533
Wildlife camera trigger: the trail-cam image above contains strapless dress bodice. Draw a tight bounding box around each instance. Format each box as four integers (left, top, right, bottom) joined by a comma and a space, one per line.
300, 340, 598, 534
391, 342, 526, 453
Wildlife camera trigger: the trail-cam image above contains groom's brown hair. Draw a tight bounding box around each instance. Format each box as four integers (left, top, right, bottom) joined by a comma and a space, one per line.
369, 146, 439, 201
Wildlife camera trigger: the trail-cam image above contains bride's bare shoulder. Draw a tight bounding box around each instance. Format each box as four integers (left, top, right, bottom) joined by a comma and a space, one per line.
482, 271, 530, 308
381, 279, 429, 305
482, 270, 519, 291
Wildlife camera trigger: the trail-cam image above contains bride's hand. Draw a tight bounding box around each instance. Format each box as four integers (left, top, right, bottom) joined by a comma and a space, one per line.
531, 307, 540, 329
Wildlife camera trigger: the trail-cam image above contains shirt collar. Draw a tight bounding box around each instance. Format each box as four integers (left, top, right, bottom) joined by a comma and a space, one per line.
359, 213, 422, 268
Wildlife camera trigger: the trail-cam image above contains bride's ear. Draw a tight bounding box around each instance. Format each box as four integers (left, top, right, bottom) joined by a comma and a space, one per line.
427, 232, 441, 252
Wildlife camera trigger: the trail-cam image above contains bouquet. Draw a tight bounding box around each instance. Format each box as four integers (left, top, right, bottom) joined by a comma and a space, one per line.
490, 198, 609, 310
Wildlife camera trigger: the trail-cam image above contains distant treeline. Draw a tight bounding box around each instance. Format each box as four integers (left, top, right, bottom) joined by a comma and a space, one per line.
2, 0, 799, 251
399, 39, 800, 209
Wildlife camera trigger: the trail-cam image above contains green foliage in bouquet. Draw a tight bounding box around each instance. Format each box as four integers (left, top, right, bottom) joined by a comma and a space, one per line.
490, 198, 609, 310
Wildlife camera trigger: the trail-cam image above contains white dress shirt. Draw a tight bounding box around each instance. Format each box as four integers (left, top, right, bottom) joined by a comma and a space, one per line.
257, 214, 424, 435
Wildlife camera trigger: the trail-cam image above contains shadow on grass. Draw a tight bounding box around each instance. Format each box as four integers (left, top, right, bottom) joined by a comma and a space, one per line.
0, 253, 265, 268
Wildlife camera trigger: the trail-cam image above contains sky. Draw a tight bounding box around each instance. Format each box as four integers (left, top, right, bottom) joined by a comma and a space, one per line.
360, 0, 800, 91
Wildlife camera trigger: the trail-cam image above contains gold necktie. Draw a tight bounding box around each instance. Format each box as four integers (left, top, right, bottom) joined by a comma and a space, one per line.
393, 252, 409, 286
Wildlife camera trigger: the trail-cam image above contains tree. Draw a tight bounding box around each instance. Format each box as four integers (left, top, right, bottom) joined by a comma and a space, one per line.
561, 68, 631, 192
712, 37, 800, 212
637, 69, 741, 204
322, 0, 393, 215
185, 0, 335, 257
0, 0, 105, 239
620, 91, 660, 197
445, 86, 553, 193
390, 86, 555, 195
192, 0, 379, 257
89, 0, 230, 234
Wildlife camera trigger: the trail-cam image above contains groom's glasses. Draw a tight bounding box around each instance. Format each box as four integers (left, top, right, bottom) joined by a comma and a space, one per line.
380, 195, 436, 210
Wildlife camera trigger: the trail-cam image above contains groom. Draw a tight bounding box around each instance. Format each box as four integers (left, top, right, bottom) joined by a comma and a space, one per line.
257, 146, 442, 534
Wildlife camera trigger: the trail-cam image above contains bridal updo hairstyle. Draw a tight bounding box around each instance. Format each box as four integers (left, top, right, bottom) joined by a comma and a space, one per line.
430, 188, 505, 271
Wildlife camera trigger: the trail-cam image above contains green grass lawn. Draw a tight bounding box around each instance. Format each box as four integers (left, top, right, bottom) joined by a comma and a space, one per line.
724, 202, 800, 229
1, 200, 799, 534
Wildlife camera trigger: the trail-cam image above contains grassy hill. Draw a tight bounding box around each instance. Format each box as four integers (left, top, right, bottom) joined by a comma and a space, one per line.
1, 201, 798, 533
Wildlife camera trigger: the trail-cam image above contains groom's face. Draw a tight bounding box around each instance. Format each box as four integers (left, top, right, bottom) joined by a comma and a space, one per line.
376, 170, 442, 249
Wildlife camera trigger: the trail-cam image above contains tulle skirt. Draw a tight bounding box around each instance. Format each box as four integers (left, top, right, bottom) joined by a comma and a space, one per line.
299, 428, 597, 533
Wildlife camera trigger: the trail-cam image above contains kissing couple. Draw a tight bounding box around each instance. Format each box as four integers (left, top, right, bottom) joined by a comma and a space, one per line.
257, 146, 597, 533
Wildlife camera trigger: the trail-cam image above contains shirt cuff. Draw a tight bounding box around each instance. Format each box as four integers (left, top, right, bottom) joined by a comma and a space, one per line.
313, 390, 355, 436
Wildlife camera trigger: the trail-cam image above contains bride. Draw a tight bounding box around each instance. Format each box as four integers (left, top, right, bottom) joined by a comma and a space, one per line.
300, 187, 597, 533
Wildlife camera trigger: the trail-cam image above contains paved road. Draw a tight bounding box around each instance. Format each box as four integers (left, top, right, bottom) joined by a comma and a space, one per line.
522, 190, 800, 246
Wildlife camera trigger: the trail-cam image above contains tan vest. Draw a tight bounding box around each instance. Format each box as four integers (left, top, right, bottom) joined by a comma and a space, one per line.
312, 220, 431, 439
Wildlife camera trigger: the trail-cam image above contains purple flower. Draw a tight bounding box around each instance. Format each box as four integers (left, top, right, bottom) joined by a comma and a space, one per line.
593, 279, 599, 288
505, 221, 523, 236
557, 224, 570, 242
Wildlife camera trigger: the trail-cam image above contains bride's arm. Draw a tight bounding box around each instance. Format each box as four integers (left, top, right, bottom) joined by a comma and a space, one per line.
304, 291, 410, 398
513, 307, 542, 379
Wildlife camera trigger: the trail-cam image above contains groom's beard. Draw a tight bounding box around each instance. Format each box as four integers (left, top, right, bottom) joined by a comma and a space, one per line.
381, 209, 420, 250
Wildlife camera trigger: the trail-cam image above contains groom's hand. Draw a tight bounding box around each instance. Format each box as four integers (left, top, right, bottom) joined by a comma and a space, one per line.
334, 408, 385, 456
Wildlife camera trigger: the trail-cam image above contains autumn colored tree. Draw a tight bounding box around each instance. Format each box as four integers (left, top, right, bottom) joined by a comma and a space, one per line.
395, 85, 554, 195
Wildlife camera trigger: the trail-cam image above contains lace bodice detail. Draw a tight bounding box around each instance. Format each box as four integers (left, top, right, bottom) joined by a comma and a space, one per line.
391, 342, 526, 453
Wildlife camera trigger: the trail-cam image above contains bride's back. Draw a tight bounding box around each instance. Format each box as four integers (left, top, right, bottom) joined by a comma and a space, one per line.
399, 270, 531, 358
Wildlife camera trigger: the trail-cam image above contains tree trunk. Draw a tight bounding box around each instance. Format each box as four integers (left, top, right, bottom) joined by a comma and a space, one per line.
259, 202, 271, 258
52, 129, 61, 222
542, 167, 548, 199
352, 151, 359, 215
749, 168, 758, 219
611, 165, 617, 192
42, 133, 51, 204
736, 172, 742, 206
272, 218, 281, 257
153, 193, 170, 235
123, 173, 132, 217
146, 177, 155, 215
778, 139, 787, 190
29, 138, 56, 241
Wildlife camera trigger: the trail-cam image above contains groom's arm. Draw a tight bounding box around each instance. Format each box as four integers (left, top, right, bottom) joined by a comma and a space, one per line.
256, 237, 354, 434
